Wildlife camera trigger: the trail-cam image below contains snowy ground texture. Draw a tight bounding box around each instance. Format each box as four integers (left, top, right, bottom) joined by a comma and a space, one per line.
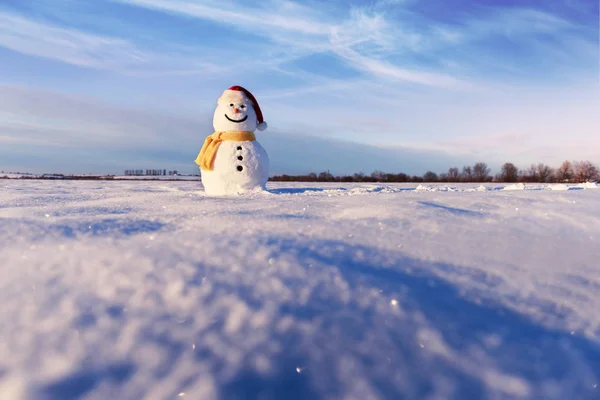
1, 180, 599, 400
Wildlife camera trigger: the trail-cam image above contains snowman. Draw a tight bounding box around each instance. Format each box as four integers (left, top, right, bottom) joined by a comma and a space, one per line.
195, 86, 269, 195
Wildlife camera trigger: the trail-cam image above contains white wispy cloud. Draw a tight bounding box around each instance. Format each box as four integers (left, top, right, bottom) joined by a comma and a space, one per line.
325, 8, 467, 88
0, 11, 222, 76
114, 0, 331, 35
419, 7, 597, 75
3, 1, 591, 89
112, 0, 472, 88
466, 8, 574, 36
0, 13, 146, 69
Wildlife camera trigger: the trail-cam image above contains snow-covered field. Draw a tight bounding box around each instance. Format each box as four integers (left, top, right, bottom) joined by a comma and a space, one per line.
0, 180, 599, 400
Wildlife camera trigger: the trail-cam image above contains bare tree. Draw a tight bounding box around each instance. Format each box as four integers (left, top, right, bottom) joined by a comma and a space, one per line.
318, 170, 335, 181
371, 170, 385, 182
473, 162, 491, 182
423, 171, 439, 182
498, 162, 518, 182
353, 172, 365, 182
555, 160, 573, 182
533, 163, 554, 183
393, 173, 409, 182
461, 166, 473, 182
518, 166, 534, 182
447, 167, 460, 182
519, 164, 551, 183
573, 161, 600, 182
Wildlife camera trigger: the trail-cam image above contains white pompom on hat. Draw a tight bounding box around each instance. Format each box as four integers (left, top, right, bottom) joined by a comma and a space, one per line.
219, 85, 268, 131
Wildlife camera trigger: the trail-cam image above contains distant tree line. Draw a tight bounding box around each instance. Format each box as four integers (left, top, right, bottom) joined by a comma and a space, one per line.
269, 160, 600, 183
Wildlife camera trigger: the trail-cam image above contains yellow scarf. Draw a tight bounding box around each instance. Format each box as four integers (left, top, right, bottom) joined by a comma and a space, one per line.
194, 131, 256, 171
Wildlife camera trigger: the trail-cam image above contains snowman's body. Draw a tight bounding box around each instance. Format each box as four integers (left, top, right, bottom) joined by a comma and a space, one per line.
196, 86, 270, 196
200, 140, 269, 195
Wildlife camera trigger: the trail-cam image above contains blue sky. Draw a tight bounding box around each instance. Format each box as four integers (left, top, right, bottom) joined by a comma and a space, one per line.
0, 0, 598, 176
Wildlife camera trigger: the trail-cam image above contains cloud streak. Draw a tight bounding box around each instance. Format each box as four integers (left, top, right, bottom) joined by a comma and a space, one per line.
2, 1, 594, 88
108, 0, 596, 90
0, 11, 223, 77
111, 0, 471, 88
0, 13, 146, 70
116, 0, 331, 35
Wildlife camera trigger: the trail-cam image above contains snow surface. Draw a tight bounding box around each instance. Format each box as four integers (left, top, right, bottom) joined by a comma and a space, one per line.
0, 180, 599, 399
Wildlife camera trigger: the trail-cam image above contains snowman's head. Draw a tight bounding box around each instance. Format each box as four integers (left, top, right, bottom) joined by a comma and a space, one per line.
213, 86, 267, 133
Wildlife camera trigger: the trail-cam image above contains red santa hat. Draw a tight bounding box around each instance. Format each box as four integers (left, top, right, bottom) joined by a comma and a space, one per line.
218, 85, 267, 131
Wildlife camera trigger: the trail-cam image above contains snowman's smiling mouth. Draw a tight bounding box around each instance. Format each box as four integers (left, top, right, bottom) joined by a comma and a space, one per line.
225, 114, 248, 123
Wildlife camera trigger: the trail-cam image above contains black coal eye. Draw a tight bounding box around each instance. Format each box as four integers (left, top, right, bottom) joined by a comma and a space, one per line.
229, 103, 234, 107
240, 105, 246, 109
